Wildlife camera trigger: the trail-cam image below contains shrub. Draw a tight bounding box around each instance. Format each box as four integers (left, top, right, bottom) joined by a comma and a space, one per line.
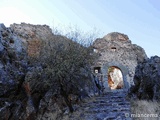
26, 28, 98, 112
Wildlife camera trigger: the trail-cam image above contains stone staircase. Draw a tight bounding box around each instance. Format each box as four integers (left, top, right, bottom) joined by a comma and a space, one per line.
64, 90, 131, 120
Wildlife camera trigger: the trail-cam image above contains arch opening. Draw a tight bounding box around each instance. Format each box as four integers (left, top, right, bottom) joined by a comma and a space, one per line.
108, 66, 124, 89
94, 67, 101, 74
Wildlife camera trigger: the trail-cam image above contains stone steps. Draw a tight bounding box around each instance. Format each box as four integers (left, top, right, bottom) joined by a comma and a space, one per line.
64, 91, 131, 120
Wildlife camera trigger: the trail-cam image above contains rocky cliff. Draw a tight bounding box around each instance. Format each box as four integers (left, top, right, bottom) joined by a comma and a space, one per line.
129, 56, 160, 101
0, 23, 27, 119
0, 23, 97, 120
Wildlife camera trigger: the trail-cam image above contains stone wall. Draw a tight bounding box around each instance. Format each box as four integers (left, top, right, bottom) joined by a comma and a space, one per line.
10, 23, 53, 57
92, 32, 147, 92
27, 39, 41, 57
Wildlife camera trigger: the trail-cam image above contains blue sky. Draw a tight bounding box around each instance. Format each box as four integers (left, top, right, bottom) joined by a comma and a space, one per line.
0, 0, 160, 57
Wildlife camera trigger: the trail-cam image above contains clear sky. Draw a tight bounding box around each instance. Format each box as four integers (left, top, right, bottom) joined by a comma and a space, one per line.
0, 0, 160, 57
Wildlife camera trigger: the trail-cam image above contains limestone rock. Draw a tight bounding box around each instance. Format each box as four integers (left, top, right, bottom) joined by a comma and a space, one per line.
0, 42, 4, 55
0, 23, 97, 119
0, 23, 6, 31
129, 56, 160, 101
0, 24, 27, 119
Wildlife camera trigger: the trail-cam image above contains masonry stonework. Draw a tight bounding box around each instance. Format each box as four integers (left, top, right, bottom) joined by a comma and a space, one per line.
93, 32, 147, 92
10, 23, 53, 57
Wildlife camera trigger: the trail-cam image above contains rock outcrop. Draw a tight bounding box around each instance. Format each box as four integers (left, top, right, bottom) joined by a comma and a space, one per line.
0, 23, 97, 119
129, 56, 160, 101
0, 23, 27, 119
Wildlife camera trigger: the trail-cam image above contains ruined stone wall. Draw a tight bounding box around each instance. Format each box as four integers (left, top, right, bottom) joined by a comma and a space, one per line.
27, 39, 41, 57
93, 32, 147, 91
10, 23, 53, 57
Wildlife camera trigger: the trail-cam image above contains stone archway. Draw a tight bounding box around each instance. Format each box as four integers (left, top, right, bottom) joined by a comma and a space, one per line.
101, 62, 129, 92
108, 66, 124, 89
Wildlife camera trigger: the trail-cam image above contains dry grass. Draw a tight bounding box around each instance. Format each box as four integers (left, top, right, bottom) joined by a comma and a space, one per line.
131, 100, 160, 120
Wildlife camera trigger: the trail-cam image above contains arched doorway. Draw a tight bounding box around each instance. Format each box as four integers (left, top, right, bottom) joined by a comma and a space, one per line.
108, 66, 124, 89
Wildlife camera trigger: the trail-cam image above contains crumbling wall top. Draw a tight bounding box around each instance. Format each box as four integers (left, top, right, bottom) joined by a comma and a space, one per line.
103, 32, 129, 41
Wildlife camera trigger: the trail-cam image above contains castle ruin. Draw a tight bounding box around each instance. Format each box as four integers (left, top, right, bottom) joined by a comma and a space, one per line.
92, 32, 147, 92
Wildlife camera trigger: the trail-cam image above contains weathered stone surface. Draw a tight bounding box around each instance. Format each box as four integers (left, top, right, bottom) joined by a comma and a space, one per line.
0, 23, 98, 119
0, 42, 4, 54
10, 23, 53, 40
60, 91, 131, 120
92, 32, 147, 92
10, 23, 54, 57
0, 23, 6, 31
0, 24, 27, 119
103, 32, 129, 41
129, 56, 160, 101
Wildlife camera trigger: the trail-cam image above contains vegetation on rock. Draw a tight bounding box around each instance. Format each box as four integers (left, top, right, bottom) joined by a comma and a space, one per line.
26, 34, 97, 113
0, 23, 98, 119
1, 23, 160, 120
